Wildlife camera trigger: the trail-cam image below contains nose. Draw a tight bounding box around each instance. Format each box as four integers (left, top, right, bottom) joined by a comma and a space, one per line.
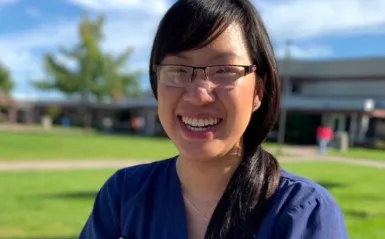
183, 70, 215, 105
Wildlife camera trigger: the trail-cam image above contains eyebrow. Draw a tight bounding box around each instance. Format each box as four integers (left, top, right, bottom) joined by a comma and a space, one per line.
171, 51, 241, 61
210, 52, 240, 61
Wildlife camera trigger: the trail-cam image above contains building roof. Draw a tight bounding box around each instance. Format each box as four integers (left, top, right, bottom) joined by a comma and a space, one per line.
277, 57, 385, 79
15, 97, 158, 109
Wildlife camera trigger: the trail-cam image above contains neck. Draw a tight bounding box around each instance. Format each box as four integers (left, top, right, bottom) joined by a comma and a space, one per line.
176, 153, 241, 202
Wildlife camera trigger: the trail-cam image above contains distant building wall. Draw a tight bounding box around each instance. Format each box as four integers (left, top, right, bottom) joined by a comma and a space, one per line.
300, 80, 385, 97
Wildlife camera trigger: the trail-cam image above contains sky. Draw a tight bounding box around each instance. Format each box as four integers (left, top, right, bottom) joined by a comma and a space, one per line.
1, 0, 385, 100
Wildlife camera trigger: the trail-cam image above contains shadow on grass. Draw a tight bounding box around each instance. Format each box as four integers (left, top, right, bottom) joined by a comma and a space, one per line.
341, 194, 385, 202
316, 181, 347, 190
40, 190, 97, 200
344, 210, 385, 219
43, 182, 345, 200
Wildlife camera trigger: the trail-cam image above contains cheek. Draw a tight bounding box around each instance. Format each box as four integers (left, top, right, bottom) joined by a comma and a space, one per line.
157, 86, 172, 118
220, 80, 256, 131
157, 86, 182, 126
230, 81, 256, 112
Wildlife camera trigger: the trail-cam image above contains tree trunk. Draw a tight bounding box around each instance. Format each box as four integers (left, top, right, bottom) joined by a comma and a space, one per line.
80, 93, 93, 130
82, 105, 92, 130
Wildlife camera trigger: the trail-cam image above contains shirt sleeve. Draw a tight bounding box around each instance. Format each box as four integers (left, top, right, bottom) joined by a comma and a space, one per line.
273, 196, 349, 239
78, 169, 125, 239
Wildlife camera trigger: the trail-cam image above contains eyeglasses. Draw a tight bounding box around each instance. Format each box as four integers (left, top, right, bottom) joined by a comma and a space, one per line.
153, 64, 257, 89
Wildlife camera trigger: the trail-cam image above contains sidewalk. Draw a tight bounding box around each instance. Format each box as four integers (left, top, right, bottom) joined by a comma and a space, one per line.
0, 146, 384, 171
273, 145, 385, 168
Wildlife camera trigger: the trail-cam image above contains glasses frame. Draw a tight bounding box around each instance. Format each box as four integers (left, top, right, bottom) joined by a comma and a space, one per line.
153, 64, 257, 88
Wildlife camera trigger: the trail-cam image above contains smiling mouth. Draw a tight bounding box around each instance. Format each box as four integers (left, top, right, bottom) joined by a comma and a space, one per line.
178, 116, 223, 132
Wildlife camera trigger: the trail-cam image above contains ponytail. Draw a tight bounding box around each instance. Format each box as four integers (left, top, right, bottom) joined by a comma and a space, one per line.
205, 145, 281, 239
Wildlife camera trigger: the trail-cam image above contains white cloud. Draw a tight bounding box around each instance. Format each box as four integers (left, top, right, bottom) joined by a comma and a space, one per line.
0, 0, 169, 99
0, 20, 78, 50
2, 0, 385, 99
275, 44, 334, 59
256, 0, 385, 40
0, 20, 79, 93
26, 7, 42, 19
12, 91, 65, 101
0, 0, 17, 6
0, 0, 168, 65
66, 0, 169, 54
67, 0, 169, 15
0, 46, 43, 81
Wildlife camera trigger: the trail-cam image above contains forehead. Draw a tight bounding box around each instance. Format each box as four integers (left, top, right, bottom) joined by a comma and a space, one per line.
164, 23, 251, 64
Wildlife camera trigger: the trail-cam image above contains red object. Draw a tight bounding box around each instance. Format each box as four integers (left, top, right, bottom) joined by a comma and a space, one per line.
131, 117, 140, 131
316, 126, 334, 141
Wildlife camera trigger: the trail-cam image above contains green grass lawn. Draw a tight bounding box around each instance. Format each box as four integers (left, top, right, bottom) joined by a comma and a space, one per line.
0, 169, 115, 238
0, 131, 279, 161
330, 148, 385, 161
0, 130, 383, 161
0, 131, 178, 160
283, 162, 385, 239
0, 161, 384, 239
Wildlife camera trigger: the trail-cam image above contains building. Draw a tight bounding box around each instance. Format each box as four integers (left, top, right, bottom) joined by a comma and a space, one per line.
278, 57, 385, 146
7, 56, 385, 146
11, 97, 161, 136
0, 90, 16, 123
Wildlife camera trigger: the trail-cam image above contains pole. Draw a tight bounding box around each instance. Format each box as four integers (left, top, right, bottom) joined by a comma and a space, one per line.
277, 39, 292, 155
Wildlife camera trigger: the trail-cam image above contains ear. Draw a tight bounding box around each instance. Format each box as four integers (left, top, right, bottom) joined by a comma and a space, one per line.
252, 76, 264, 112
252, 96, 261, 112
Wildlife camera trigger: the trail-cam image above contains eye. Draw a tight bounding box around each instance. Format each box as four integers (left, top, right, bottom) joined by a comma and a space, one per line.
167, 66, 189, 74
213, 66, 240, 75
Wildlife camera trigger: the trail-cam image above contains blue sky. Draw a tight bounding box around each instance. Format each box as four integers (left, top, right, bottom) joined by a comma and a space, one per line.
1, 0, 385, 100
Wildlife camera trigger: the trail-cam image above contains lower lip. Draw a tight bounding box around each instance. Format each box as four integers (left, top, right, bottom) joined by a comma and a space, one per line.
178, 118, 221, 140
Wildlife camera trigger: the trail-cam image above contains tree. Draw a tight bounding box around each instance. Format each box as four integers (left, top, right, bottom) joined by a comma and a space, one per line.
101, 50, 141, 101
0, 62, 14, 123
33, 14, 141, 127
0, 62, 13, 94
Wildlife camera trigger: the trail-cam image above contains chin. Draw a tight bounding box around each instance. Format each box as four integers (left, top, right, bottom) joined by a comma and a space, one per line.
177, 140, 228, 162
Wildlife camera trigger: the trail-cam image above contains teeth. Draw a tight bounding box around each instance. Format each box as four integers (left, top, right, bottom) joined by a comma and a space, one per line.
181, 117, 220, 127
187, 125, 209, 132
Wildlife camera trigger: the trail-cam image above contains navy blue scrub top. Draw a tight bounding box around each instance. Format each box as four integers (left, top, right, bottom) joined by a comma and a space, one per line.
79, 157, 349, 239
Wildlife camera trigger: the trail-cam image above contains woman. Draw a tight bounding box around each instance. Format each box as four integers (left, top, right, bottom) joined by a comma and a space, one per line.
79, 0, 348, 238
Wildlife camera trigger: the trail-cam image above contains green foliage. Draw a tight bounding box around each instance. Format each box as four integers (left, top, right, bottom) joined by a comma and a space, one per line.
33, 13, 141, 102
0, 62, 14, 94
46, 105, 61, 118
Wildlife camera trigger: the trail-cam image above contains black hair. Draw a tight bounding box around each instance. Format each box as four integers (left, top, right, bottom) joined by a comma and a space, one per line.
149, 0, 281, 238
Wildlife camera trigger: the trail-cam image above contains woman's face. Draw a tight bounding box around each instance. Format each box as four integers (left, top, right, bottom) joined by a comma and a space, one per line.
157, 23, 262, 161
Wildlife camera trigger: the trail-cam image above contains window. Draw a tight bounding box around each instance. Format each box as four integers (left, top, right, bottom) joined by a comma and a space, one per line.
291, 82, 302, 94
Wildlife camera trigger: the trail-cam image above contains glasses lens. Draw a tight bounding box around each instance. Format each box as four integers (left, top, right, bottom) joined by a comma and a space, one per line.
158, 65, 193, 87
156, 65, 248, 89
207, 65, 245, 88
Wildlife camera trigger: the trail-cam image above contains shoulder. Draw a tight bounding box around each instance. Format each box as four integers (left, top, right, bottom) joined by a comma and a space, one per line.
87, 157, 176, 210
276, 169, 337, 208
88, 157, 176, 214
105, 157, 176, 195
268, 169, 348, 239
78, 157, 177, 238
